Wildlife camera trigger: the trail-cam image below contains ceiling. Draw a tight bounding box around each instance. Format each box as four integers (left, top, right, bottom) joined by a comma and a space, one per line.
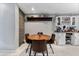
18, 3, 79, 14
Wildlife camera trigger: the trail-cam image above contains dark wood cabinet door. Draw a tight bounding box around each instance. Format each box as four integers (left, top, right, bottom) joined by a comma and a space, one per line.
19, 9, 25, 46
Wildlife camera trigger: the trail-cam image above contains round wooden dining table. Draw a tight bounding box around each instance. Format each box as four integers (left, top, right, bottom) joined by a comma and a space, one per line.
27, 34, 50, 56
27, 34, 50, 40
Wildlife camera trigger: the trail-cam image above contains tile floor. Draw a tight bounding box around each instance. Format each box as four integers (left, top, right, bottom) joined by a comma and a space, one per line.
0, 43, 79, 56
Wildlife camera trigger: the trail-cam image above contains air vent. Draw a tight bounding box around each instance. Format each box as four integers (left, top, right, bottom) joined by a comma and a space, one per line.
27, 17, 52, 21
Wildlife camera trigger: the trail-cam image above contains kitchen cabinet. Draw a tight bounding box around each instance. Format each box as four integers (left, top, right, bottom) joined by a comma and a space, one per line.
71, 33, 79, 45
55, 33, 66, 45
55, 32, 79, 45
19, 9, 25, 46
55, 16, 79, 32
56, 16, 73, 26
74, 16, 79, 30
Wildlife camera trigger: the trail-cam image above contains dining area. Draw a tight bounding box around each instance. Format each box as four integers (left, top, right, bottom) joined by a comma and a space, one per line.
24, 32, 55, 56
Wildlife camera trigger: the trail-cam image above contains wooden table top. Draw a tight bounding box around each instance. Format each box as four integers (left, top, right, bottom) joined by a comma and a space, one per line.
27, 34, 50, 40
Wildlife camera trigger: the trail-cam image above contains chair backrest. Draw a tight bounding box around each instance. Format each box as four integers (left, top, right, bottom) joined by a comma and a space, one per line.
32, 40, 47, 52
25, 33, 29, 39
25, 33, 32, 43
47, 34, 55, 44
51, 34, 55, 39
37, 32, 43, 35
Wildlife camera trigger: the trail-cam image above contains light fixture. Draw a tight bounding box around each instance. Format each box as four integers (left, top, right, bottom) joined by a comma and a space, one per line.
32, 7, 35, 11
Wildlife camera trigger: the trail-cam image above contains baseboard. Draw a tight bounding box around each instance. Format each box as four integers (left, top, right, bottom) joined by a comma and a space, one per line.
0, 50, 15, 53
0, 43, 29, 56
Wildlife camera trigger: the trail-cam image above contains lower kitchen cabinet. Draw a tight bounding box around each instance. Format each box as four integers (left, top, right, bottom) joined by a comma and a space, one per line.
55, 33, 66, 45
71, 33, 79, 45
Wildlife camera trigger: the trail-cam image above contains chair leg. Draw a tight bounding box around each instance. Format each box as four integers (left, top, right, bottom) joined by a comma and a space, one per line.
26, 44, 30, 53
49, 44, 54, 54
42, 52, 45, 56
34, 52, 36, 56
29, 45, 32, 56
46, 49, 48, 56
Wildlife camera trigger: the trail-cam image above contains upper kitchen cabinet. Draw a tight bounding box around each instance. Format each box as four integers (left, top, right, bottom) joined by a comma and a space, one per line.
56, 17, 61, 26
55, 16, 79, 26
56, 16, 72, 26
71, 16, 79, 28
62, 16, 72, 26
55, 15, 79, 32
74, 16, 79, 30
71, 16, 75, 25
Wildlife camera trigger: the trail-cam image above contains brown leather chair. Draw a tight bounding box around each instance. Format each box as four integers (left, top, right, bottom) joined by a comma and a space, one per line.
25, 33, 32, 53
25, 34, 32, 43
47, 34, 55, 54
30, 40, 48, 56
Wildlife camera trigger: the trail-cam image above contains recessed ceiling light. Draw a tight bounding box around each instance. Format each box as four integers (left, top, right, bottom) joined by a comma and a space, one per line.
32, 7, 35, 11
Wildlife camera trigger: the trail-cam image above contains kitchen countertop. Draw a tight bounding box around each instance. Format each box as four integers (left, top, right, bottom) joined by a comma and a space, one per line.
55, 32, 79, 33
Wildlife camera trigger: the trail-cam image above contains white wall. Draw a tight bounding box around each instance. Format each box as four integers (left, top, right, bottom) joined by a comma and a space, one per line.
15, 4, 19, 49
25, 21, 55, 36
0, 3, 19, 50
